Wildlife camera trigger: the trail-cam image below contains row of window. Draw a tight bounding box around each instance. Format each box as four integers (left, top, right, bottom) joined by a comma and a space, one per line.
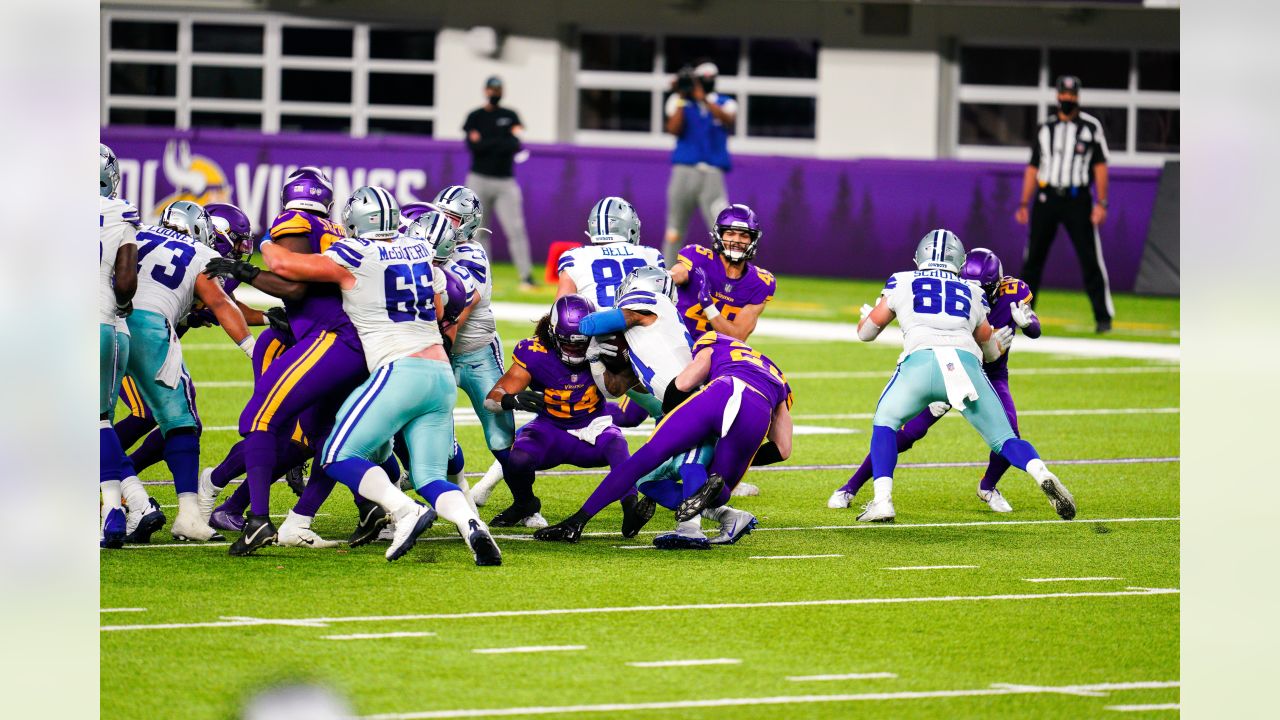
111, 20, 436, 60
580, 34, 818, 78
960, 46, 1178, 91
110, 63, 434, 106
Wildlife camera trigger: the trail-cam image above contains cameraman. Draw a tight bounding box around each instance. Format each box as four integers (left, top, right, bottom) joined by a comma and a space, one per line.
663, 61, 736, 267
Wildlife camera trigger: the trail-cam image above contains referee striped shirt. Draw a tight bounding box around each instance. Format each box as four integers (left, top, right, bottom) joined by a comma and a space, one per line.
1030, 112, 1109, 190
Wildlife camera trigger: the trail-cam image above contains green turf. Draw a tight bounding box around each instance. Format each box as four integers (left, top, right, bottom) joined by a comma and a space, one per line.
102, 310, 1179, 718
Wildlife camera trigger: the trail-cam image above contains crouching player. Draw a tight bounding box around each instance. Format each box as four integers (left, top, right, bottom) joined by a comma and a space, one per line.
828, 247, 1042, 515
262, 186, 500, 564
534, 331, 793, 544
851, 230, 1075, 523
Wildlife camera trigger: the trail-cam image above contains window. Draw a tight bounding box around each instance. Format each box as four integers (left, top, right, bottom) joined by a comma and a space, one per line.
663, 36, 740, 75
369, 29, 436, 61
111, 20, 177, 51
192, 23, 263, 54
579, 89, 651, 132
280, 114, 351, 133
192, 66, 262, 100
282, 26, 353, 57
109, 107, 176, 127
955, 44, 1179, 162
367, 118, 434, 136
368, 72, 434, 107
281, 69, 352, 103
747, 96, 815, 138
580, 33, 654, 72
191, 111, 263, 129
748, 40, 818, 79
110, 63, 176, 97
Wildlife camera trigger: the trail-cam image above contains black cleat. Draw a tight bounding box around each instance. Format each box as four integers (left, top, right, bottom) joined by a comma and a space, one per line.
466, 520, 503, 566
490, 497, 542, 527
676, 473, 725, 521
533, 517, 585, 543
284, 462, 308, 497
124, 498, 167, 544
349, 499, 389, 548
1095, 319, 1112, 334
621, 494, 656, 539
228, 514, 277, 556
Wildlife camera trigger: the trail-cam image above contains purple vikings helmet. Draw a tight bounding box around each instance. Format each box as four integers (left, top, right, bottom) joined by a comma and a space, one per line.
204, 202, 255, 259
281, 166, 334, 214
397, 201, 439, 234
711, 204, 762, 262
441, 268, 470, 325
960, 247, 1004, 294
549, 294, 594, 366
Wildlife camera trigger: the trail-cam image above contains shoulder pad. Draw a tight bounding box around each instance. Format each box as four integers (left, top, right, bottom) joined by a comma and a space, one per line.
270, 210, 313, 239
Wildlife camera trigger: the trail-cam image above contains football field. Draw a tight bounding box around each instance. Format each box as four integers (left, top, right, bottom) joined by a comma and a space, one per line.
101, 272, 1179, 719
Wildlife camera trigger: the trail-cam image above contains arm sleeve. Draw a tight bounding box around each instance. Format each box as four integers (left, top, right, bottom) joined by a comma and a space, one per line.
579, 308, 629, 336
557, 249, 576, 274
324, 240, 363, 269
881, 274, 899, 298
756, 270, 777, 304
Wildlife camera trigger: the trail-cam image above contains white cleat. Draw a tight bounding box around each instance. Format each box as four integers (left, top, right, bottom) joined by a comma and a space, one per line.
730, 482, 760, 497
827, 489, 855, 509
519, 512, 549, 529
196, 468, 221, 522
1037, 472, 1076, 520
705, 506, 758, 545
977, 487, 1013, 513
277, 512, 342, 548
377, 519, 396, 542
171, 510, 223, 541
856, 497, 896, 523
386, 504, 437, 561
469, 460, 504, 507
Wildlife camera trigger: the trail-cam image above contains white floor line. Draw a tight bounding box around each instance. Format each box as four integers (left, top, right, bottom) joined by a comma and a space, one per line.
359, 680, 1180, 719
884, 565, 979, 571
472, 645, 586, 655
793, 407, 1179, 421
788, 367, 1178, 380
100, 587, 1179, 633
324, 631, 437, 641
1025, 577, 1122, 583
750, 554, 844, 560
100, 608, 147, 613
1106, 703, 1180, 712
627, 658, 741, 668
786, 672, 898, 682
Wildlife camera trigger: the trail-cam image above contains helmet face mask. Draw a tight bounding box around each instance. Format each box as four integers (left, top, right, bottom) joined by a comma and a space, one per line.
960, 247, 1004, 295
585, 196, 641, 245
204, 202, 255, 259
100, 143, 121, 198
711, 204, 761, 263
431, 186, 484, 243
407, 210, 459, 263
342, 186, 400, 240
617, 265, 676, 303
161, 200, 216, 248
913, 229, 966, 275
282, 166, 335, 215
549, 294, 595, 366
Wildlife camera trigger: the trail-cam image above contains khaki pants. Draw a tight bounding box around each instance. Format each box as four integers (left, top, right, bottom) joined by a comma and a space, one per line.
665, 164, 727, 267
466, 172, 534, 281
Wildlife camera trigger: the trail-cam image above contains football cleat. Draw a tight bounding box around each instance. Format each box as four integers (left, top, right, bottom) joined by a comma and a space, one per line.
827, 489, 855, 509
469, 460, 505, 507
462, 519, 503, 566
349, 498, 390, 548
101, 508, 126, 549
977, 487, 1013, 513
490, 498, 543, 527
730, 482, 760, 497
856, 497, 896, 523
653, 533, 711, 550
676, 473, 725, 521
706, 507, 757, 545
209, 507, 246, 533
386, 504, 436, 561
277, 512, 341, 548
1036, 472, 1076, 520
520, 512, 549, 529
196, 468, 222, 521
533, 517, 585, 543
284, 462, 308, 497
377, 518, 396, 542
621, 494, 656, 538
228, 514, 277, 556
124, 498, 167, 544
172, 509, 225, 541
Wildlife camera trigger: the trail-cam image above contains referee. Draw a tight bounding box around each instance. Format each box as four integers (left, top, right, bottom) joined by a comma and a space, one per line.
1015, 75, 1114, 333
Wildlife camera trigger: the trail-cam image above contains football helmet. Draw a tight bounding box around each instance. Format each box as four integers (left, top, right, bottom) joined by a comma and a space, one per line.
342, 186, 400, 240
585, 196, 641, 245
204, 202, 255, 259
282, 166, 334, 214
711, 204, 761, 262
161, 200, 216, 248
550, 294, 594, 366
617, 265, 676, 303
960, 247, 1004, 293
100, 143, 121, 198
913, 229, 965, 275
408, 210, 458, 262
432, 185, 484, 243
398, 201, 438, 234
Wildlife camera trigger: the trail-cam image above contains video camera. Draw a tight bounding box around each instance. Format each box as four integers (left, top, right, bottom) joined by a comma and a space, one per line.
674, 64, 716, 98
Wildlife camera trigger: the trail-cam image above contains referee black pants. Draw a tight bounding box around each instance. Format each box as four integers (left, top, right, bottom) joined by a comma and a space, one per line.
1021, 192, 1114, 324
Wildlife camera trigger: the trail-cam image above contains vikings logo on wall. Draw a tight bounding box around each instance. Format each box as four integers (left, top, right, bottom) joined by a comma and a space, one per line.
153, 139, 232, 217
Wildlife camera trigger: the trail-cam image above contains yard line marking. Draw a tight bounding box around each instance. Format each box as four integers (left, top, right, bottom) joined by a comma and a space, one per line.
1025, 577, 1122, 583
359, 680, 1180, 719
1107, 704, 1180, 712
627, 658, 741, 668
788, 366, 1178, 380
472, 645, 585, 655
884, 565, 978, 571
614, 545, 656, 550
324, 631, 437, 641
793, 407, 1179, 421
750, 554, 844, 560
100, 587, 1179, 632
786, 673, 897, 682
989, 682, 1106, 697
100, 608, 146, 613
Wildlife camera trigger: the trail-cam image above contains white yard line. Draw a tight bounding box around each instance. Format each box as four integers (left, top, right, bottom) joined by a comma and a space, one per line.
359, 680, 1180, 719
100, 608, 147, 613
100, 587, 1179, 633
472, 645, 586, 655
627, 658, 741, 668
1025, 577, 1122, 583
324, 631, 437, 641
884, 565, 979, 571
792, 407, 1179, 421
750, 554, 844, 560
788, 367, 1178, 380
786, 672, 898, 682
1107, 704, 1180, 712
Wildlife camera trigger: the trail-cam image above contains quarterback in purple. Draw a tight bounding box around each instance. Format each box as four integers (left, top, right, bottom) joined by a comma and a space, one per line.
484, 295, 631, 528
671, 204, 777, 342
828, 248, 1042, 514
535, 331, 793, 543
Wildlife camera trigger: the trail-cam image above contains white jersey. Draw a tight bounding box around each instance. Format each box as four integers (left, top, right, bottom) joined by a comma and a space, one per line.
325, 235, 446, 372
449, 243, 497, 355
616, 288, 694, 402
882, 270, 989, 360
558, 241, 665, 309
131, 224, 222, 327
99, 196, 141, 325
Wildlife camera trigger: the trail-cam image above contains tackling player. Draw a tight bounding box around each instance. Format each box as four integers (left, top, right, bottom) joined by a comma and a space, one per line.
556, 196, 663, 306
851, 230, 1075, 523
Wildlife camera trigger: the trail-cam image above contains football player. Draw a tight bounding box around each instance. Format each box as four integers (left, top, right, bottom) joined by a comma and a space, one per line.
829, 248, 1042, 514
556, 196, 663, 307
263, 187, 500, 565
850, 230, 1075, 523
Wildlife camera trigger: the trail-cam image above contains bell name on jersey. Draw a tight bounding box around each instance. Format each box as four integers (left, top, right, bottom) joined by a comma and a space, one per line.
558, 243, 665, 309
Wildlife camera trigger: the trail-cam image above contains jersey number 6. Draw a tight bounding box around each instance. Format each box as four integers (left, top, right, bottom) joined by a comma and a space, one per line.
384, 261, 437, 323
911, 278, 971, 319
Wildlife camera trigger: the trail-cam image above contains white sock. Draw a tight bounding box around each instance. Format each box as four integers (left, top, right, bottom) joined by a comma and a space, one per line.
121, 476, 149, 513
1026, 459, 1050, 482
701, 505, 730, 522
100, 480, 122, 512
872, 477, 894, 501
281, 510, 310, 530
480, 459, 504, 485
356, 467, 414, 516
176, 493, 199, 518
433, 489, 480, 528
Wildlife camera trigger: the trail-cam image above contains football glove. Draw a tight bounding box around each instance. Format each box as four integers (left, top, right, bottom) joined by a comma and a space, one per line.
263, 306, 295, 345
204, 257, 261, 283
994, 326, 1015, 352
1009, 302, 1037, 329
927, 401, 952, 418
692, 267, 714, 308
114, 299, 133, 318
500, 390, 544, 413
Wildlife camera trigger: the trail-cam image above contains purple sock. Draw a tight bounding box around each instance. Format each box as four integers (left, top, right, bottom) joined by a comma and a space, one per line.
162, 431, 199, 495
210, 441, 246, 488
218, 482, 251, 515
293, 462, 336, 517
128, 429, 166, 475
114, 414, 156, 452
242, 430, 277, 516
638, 479, 682, 510
842, 410, 940, 493
100, 426, 126, 483
980, 452, 1012, 491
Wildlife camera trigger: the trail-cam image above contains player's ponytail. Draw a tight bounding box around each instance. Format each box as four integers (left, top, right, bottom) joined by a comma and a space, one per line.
534, 313, 554, 349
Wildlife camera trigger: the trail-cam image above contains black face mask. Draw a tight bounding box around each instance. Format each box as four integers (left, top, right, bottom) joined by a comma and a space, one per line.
1058, 99, 1078, 115
489, 93, 502, 106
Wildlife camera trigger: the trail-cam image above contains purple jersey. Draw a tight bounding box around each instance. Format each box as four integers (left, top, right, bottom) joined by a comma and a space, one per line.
676, 244, 777, 338
512, 337, 604, 425
982, 276, 1033, 378
269, 209, 356, 341
692, 331, 792, 409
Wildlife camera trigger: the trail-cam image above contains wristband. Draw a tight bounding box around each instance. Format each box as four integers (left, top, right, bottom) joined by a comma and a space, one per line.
1098, 199, 1109, 209
703, 304, 721, 320
499, 393, 518, 411
237, 335, 256, 358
